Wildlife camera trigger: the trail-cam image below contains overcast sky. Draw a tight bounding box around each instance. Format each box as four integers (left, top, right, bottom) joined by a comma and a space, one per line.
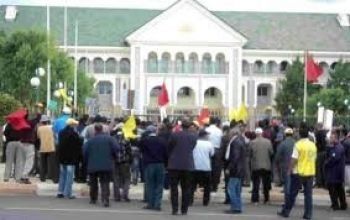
1, 0, 350, 13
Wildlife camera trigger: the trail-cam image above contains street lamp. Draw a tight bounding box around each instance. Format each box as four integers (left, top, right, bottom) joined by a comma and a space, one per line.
30, 67, 46, 104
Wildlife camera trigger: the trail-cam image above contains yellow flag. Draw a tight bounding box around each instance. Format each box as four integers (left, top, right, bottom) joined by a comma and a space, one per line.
229, 108, 238, 121
237, 104, 249, 122
122, 115, 137, 140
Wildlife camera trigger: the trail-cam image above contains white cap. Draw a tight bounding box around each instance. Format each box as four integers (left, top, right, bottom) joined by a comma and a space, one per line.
255, 127, 263, 134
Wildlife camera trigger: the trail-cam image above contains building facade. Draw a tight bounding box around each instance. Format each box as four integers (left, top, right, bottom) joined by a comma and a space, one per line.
1, 0, 350, 118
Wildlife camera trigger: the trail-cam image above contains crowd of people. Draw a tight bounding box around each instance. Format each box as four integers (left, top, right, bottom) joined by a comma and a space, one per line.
2, 107, 350, 219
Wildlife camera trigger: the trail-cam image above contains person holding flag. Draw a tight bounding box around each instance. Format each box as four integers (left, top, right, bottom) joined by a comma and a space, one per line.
158, 82, 169, 122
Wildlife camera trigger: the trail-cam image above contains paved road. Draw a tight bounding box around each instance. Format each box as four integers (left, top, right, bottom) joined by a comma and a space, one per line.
0, 196, 349, 220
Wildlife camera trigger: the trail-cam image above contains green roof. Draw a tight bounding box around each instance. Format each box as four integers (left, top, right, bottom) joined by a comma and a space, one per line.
1, 5, 349, 51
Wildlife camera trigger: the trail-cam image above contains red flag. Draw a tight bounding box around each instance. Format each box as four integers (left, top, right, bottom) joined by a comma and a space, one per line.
6, 108, 30, 131
157, 82, 169, 107
306, 54, 323, 83
198, 107, 210, 126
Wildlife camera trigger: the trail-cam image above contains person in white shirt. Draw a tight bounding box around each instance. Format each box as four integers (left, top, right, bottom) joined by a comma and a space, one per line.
190, 129, 215, 206
205, 117, 223, 192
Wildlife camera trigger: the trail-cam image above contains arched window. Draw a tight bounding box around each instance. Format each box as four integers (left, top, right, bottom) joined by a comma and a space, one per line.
267, 61, 278, 74
330, 62, 338, 71
242, 60, 250, 75
202, 53, 212, 74
188, 53, 198, 73
215, 53, 226, 74
93, 57, 104, 73
120, 58, 130, 74
147, 52, 158, 73
160, 53, 171, 73
175, 53, 185, 73
280, 61, 289, 73
96, 81, 112, 95
78, 57, 89, 73
105, 58, 117, 73
253, 60, 264, 73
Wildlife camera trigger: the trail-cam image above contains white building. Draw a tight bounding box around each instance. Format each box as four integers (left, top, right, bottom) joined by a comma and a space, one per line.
1, 0, 350, 118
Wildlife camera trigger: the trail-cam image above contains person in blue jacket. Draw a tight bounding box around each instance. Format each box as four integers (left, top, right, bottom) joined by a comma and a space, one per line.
325, 130, 347, 211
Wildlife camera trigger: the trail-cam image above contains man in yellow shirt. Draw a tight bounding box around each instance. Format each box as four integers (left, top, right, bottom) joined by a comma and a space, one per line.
278, 123, 317, 220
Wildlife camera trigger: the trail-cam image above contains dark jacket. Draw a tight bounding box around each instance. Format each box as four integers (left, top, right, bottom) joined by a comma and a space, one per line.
275, 137, 295, 173
227, 135, 246, 179
84, 133, 120, 173
324, 142, 345, 184
4, 124, 21, 143
58, 126, 83, 165
139, 134, 168, 167
341, 137, 350, 165
167, 129, 197, 171
315, 130, 327, 152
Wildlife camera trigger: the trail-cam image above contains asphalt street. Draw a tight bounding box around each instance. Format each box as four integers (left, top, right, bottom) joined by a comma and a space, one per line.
0, 196, 349, 220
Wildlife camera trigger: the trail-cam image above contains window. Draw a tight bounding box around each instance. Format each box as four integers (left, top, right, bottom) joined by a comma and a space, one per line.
258, 86, 268, 96
150, 86, 161, 97
120, 58, 130, 74
215, 53, 226, 74
202, 53, 212, 74
188, 53, 198, 73
280, 61, 289, 73
267, 61, 278, 73
205, 88, 216, 97
242, 60, 249, 74
254, 60, 264, 73
175, 53, 185, 73
147, 52, 158, 73
160, 53, 171, 73
78, 57, 89, 73
97, 81, 112, 95
178, 87, 191, 96
93, 58, 104, 73
105, 58, 117, 73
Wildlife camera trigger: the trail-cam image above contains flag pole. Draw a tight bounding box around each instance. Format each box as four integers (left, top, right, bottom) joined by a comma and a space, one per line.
303, 51, 308, 122
46, 4, 51, 117
73, 20, 78, 111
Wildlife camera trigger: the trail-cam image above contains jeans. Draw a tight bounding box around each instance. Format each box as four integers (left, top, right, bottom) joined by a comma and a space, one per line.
169, 170, 191, 214
281, 174, 313, 219
251, 169, 271, 203
190, 171, 211, 206
227, 177, 242, 212
131, 157, 140, 185
58, 164, 75, 197
89, 171, 111, 204
282, 172, 291, 209
145, 163, 165, 209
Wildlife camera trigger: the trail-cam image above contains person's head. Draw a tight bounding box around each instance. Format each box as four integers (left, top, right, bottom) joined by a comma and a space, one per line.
181, 118, 192, 130
299, 122, 309, 138
94, 115, 103, 123
198, 129, 209, 140
40, 115, 50, 125
255, 127, 263, 137
330, 130, 339, 145
239, 123, 247, 133
94, 123, 103, 134
62, 107, 72, 115
284, 127, 294, 137
66, 118, 79, 128
230, 120, 238, 129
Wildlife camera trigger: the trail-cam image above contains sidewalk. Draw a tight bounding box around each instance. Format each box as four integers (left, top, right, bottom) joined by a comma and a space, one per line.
0, 164, 332, 206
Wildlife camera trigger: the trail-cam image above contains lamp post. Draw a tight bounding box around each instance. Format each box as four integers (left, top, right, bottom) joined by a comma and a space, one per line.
344, 99, 349, 128
30, 67, 46, 104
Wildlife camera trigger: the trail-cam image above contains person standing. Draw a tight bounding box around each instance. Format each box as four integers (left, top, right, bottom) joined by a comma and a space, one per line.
342, 132, 350, 196
84, 123, 120, 207
36, 115, 56, 182
325, 131, 347, 210
190, 129, 215, 206
224, 127, 246, 214
278, 123, 317, 220
139, 125, 168, 211
205, 117, 223, 192
168, 119, 197, 215
315, 123, 327, 188
275, 128, 295, 209
250, 127, 274, 204
57, 118, 82, 199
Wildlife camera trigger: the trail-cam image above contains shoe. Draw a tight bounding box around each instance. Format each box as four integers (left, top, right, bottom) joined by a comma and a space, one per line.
124, 198, 131, 202
224, 210, 242, 214
172, 210, 178, 215
302, 216, 311, 220
223, 200, 230, 204
90, 200, 96, 205
114, 198, 121, 202
277, 211, 288, 218
68, 196, 76, 199
153, 207, 162, 211
143, 206, 153, 210
20, 178, 31, 184
3, 179, 9, 182
103, 202, 110, 208
181, 211, 187, 215
57, 194, 64, 198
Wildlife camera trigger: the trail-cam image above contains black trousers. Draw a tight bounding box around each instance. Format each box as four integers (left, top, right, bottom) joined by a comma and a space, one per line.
40, 152, 57, 182
316, 152, 326, 187
190, 171, 211, 206
89, 171, 111, 203
169, 170, 191, 214
211, 149, 223, 191
328, 183, 347, 210
251, 169, 271, 203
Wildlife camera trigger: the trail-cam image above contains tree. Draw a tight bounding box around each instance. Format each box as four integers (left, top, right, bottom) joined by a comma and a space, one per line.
328, 61, 350, 96
0, 29, 95, 110
274, 57, 320, 116
307, 88, 347, 115
0, 93, 22, 125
